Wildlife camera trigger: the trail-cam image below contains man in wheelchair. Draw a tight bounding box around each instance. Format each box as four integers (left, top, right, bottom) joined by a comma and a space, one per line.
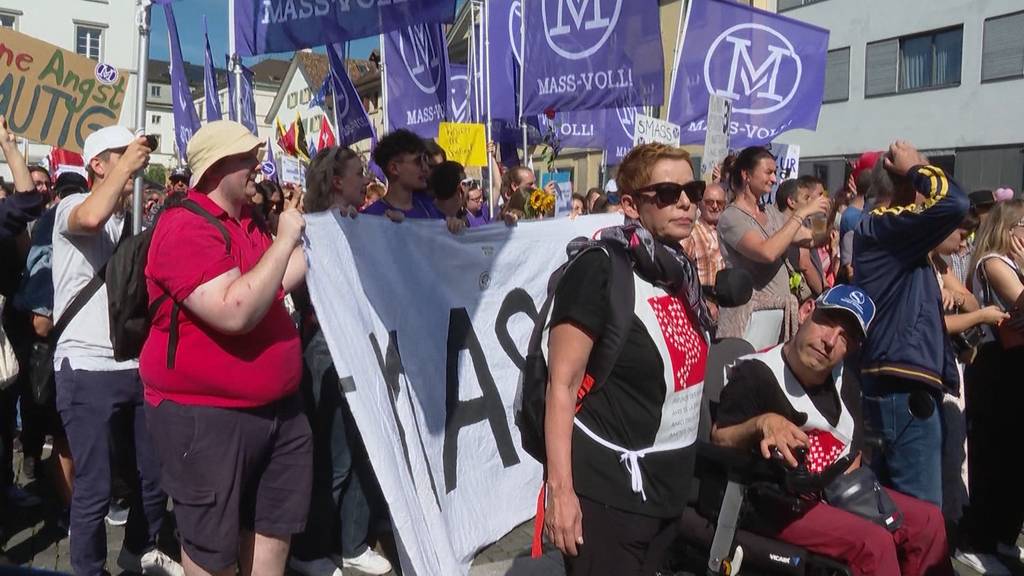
711, 285, 952, 576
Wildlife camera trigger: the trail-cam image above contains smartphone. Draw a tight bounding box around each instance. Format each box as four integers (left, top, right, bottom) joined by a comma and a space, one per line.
144, 135, 159, 150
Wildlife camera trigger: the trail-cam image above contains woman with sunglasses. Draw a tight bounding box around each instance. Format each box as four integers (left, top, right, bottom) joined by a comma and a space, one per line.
543, 143, 713, 575
716, 146, 829, 346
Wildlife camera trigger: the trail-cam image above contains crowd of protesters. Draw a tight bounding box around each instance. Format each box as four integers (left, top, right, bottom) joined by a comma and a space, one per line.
1, 110, 1023, 576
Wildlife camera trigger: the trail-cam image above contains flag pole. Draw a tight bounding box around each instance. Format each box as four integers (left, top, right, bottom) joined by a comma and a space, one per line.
332, 44, 344, 137
482, 0, 496, 211
132, 0, 151, 234
379, 34, 389, 134
519, 0, 527, 168
228, 0, 243, 124
665, 0, 693, 120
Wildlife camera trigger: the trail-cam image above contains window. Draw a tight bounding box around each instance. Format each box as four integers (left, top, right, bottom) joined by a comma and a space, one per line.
150, 85, 162, 98
0, 11, 18, 29
151, 114, 161, 125
866, 26, 962, 97
75, 24, 104, 60
823, 47, 850, 103
982, 11, 1024, 82
778, 0, 829, 12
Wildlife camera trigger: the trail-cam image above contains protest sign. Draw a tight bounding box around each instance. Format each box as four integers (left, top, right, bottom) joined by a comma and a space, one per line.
304, 212, 622, 575
701, 94, 732, 181
542, 171, 573, 217
279, 155, 304, 185
0, 28, 128, 154
438, 122, 487, 167
633, 114, 680, 147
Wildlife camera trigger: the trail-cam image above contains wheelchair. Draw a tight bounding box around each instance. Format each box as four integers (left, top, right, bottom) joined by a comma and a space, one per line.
645, 337, 856, 576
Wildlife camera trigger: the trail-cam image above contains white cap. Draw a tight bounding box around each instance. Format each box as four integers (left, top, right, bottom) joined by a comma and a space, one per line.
82, 125, 135, 166
604, 178, 618, 193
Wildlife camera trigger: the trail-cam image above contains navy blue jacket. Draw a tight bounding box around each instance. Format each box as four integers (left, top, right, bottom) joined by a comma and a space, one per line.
853, 165, 968, 394
0, 190, 44, 240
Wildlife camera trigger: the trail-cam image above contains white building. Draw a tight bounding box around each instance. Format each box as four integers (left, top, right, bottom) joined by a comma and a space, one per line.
0, 0, 139, 175
779, 0, 1024, 194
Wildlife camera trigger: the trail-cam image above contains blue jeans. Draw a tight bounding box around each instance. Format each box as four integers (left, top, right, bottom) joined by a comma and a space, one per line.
861, 376, 944, 507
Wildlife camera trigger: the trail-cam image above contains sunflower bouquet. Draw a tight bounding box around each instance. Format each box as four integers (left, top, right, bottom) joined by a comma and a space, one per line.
525, 187, 556, 219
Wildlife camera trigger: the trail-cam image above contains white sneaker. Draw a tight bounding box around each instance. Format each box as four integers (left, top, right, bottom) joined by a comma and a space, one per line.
341, 548, 393, 575
117, 547, 185, 576
288, 557, 343, 576
955, 550, 1012, 575
996, 542, 1024, 563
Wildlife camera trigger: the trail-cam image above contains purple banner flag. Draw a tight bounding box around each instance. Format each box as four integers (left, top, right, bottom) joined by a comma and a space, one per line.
603, 106, 636, 166
384, 24, 450, 138
232, 0, 456, 57
522, 0, 664, 116
326, 43, 376, 146
540, 110, 604, 150
485, 0, 520, 121
449, 64, 471, 124
228, 63, 259, 135
261, 136, 278, 182
203, 17, 222, 122
163, 2, 200, 163
668, 0, 829, 147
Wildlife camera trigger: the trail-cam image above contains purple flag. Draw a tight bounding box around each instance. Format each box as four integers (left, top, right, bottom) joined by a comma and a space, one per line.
485, 0, 520, 121
233, 0, 456, 57
203, 17, 222, 122
237, 63, 258, 134
449, 64, 471, 124
163, 2, 200, 163
384, 24, 449, 138
225, 56, 236, 122
261, 136, 278, 182
326, 43, 376, 146
522, 0, 664, 116
540, 110, 603, 149
668, 0, 829, 147
603, 106, 636, 166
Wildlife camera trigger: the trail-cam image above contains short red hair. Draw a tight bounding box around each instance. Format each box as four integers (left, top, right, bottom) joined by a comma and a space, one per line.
616, 144, 693, 196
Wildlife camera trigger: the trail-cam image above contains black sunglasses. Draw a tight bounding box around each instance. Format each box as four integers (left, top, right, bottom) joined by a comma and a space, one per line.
633, 181, 705, 206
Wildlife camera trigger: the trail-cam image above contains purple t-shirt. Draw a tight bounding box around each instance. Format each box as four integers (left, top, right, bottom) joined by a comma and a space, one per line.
466, 209, 491, 227
361, 191, 445, 220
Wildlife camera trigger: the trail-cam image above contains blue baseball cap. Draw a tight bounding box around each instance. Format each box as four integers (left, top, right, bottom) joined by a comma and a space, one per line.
815, 285, 875, 339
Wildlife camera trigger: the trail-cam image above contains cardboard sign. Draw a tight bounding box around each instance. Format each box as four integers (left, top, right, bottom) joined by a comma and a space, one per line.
0, 28, 129, 153
437, 122, 487, 167
279, 155, 305, 186
633, 114, 680, 147
542, 171, 573, 218
702, 94, 733, 182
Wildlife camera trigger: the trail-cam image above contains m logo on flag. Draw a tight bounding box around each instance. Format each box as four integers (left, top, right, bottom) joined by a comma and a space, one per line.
509, 0, 523, 65
399, 25, 443, 94
705, 23, 802, 115
449, 72, 470, 122
616, 105, 635, 138
543, 0, 622, 60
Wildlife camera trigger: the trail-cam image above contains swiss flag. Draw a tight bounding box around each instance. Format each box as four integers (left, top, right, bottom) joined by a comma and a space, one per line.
318, 116, 337, 151
49, 147, 85, 179
805, 429, 847, 474
648, 295, 708, 391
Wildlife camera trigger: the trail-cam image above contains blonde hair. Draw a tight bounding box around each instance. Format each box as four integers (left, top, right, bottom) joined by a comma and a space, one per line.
969, 199, 1024, 286
617, 144, 692, 196
304, 146, 359, 213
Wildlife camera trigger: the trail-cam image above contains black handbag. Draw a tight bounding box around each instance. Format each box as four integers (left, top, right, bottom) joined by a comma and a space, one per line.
29, 341, 55, 405
824, 467, 903, 532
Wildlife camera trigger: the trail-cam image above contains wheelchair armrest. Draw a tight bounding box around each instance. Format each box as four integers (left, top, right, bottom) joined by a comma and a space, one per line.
697, 441, 785, 484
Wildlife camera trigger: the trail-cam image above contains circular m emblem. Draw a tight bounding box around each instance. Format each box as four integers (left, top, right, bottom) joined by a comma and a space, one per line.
449, 73, 470, 122
616, 106, 635, 139
94, 63, 119, 85
509, 0, 523, 66
334, 76, 350, 119
541, 0, 622, 61
261, 161, 276, 177
703, 23, 802, 116
397, 25, 443, 95
847, 291, 866, 305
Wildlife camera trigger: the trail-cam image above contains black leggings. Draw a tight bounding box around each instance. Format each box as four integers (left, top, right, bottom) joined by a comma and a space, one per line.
563, 496, 672, 576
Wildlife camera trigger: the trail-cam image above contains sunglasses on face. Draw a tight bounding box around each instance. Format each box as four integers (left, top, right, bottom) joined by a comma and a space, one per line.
633, 181, 705, 206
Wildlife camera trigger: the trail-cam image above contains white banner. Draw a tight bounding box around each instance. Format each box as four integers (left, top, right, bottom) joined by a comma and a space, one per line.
303, 213, 623, 575
701, 94, 733, 182
633, 114, 681, 147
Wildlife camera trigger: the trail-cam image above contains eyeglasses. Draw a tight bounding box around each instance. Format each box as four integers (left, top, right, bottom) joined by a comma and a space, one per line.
702, 199, 726, 209
633, 181, 705, 206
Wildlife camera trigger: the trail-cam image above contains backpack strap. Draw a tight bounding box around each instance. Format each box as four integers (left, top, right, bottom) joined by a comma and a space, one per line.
157, 199, 233, 369
50, 215, 133, 347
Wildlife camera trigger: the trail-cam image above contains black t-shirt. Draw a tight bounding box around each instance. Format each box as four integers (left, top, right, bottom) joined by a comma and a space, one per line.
715, 352, 864, 467
550, 251, 700, 518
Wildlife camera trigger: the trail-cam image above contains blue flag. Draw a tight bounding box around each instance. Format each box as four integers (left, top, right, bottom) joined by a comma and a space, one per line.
603, 106, 636, 166
485, 0, 520, 121
326, 43, 376, 147
384, 24, 449, 138
226, 63, 259, 135
668, 0, 829, 147
163, 2, 201, 163
203, 17, 222, 122
307, 133, 318, 159
232, 0, 457, 57
522, 0, 664, 116
449, 64, 471, 124
310, 76, 330, 111
261, 136, 278, 182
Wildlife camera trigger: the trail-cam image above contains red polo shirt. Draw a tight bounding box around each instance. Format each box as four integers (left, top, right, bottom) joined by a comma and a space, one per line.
140, 190, 301, 408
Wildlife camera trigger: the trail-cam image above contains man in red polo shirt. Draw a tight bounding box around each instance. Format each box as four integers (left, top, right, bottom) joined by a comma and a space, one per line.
141, 120, 311, 576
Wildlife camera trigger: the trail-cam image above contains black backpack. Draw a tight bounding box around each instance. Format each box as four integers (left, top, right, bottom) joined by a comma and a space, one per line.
50, 199, 230, 362
514, 239, 636, 464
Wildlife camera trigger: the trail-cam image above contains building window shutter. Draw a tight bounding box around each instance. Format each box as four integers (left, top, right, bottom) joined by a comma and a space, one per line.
865, 39, 898, 96
982, 12, 1024, 82
824, 47, 850, 102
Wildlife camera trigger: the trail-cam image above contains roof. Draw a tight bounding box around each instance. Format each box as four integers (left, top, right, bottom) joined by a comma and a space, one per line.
263, 52, 380, 124
249, 58, 291, 85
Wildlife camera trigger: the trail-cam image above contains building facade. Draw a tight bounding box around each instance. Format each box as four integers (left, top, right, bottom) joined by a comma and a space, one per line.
779, 0, 1024, 194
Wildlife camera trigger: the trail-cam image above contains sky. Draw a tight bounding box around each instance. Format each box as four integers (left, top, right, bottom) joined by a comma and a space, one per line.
149, 0, 466, 69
